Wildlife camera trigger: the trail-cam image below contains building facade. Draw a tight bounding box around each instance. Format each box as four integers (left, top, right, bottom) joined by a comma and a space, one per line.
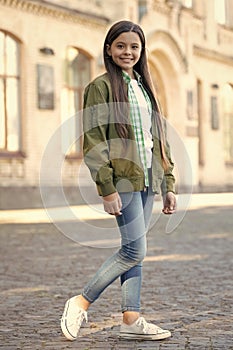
0, 0, 233, 208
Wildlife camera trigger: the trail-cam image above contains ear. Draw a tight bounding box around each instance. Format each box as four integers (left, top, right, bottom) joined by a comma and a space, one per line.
106, 44, 111, 56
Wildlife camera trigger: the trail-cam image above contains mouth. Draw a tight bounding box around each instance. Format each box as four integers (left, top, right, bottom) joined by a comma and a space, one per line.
120, 58, 133, 63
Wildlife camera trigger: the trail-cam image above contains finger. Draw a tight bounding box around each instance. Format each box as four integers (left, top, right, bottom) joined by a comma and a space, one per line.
162, 207, 175, 214
163, 210, 174, 215
104, 203, 115, 214
170, 201, 177, 211
118, 197, 122, 210
114, 199, 122, 212
168, 209, 176, 214
171, 196, 177, 208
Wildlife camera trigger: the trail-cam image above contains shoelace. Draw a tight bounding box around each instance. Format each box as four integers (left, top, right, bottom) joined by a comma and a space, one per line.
136, 317, 161, 334
136, 317, 149, 334
76, 309, 88, 329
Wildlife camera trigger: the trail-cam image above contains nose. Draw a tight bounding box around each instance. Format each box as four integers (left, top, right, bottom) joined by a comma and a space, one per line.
124, 46, 131, 55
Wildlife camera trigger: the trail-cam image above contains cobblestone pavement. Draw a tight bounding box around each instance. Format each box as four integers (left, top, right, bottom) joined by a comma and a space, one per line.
0, 194, 233, 350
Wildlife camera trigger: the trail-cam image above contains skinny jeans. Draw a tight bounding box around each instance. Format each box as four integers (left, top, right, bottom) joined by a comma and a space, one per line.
82, 184, 155, 312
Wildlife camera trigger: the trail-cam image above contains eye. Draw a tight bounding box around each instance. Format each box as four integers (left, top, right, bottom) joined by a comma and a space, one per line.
117, 44, 124, 49
132, 45, 139, 50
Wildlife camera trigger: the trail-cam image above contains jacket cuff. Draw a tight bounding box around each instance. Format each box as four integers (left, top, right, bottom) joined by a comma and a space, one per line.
161, 177, 176, 196
98, 181, 117, 197
166, 183, 176, 194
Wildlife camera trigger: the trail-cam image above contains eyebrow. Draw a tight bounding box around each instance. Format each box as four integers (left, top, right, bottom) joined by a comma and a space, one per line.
115, 41, 140, 45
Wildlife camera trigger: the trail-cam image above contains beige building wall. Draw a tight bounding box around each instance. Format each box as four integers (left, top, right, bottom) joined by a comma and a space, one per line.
0, 0, 107, 190
0, 0, 233, 208
140, 0, 233, 191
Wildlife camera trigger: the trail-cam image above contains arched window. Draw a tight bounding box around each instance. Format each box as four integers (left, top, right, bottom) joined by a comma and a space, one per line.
222, 83, 233, 163
0, 31, 21, 153
61, 47, 91, 156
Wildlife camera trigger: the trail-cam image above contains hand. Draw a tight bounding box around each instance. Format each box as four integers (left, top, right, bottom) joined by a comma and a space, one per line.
162, 192, 176, 214
103, 192, 122, 216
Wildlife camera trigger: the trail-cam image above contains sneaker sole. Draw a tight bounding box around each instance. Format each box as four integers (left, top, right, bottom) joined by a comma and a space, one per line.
119, 330, 171, 340
60, 299, 77, 341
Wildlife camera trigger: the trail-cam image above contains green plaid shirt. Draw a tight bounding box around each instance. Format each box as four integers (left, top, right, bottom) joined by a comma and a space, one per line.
122, 71, 152, 187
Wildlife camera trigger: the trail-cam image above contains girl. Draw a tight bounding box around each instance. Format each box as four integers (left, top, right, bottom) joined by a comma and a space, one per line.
61, 20, 176, 341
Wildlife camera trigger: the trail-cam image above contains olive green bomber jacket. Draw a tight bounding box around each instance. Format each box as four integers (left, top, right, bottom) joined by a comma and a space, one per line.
82, 72, 175, 197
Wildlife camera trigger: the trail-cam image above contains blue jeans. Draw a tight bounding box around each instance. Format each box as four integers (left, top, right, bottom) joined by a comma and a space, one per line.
82, 186, 155, 312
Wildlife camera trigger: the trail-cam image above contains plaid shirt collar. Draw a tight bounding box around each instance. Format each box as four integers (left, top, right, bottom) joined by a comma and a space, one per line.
122, 71, 152, 114
122, 70, 141, 84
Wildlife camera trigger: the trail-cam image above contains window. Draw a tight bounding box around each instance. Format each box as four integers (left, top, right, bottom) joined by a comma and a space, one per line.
0, 31, 21, 153
210, 96, 219, 130
215, 0, 233, 27
182, 0, 192, 8
214, 0, 226, 24
61, 47, 91, 156
222, 83, 233, 163
139, 0, 147, 21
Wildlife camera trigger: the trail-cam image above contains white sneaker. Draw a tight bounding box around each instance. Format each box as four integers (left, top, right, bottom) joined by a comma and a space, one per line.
119, 317, 171, 340
60, 296, 88, 341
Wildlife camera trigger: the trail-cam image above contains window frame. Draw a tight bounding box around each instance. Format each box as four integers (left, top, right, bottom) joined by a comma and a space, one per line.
62, 46, 92, 158
222, 83, 233, 165
214, 0, 226, 25
181, 0, 193, 9
0, 30, 23, 157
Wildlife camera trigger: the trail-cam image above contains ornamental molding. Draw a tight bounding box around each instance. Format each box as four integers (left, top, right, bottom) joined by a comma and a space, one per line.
193, 45, 233, 66
152, 1, 171, 15
0, 0, 109, 28
148, 30, 188, 73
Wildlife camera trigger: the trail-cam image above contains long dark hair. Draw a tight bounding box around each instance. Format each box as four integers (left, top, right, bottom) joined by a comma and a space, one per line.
103, 20, 169, 170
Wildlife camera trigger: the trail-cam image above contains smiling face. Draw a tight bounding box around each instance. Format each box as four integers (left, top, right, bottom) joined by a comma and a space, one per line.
106, 31, 142, 78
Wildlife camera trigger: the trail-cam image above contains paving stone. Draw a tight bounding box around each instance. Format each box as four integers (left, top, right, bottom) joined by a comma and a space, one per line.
0, 202, 233, 349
